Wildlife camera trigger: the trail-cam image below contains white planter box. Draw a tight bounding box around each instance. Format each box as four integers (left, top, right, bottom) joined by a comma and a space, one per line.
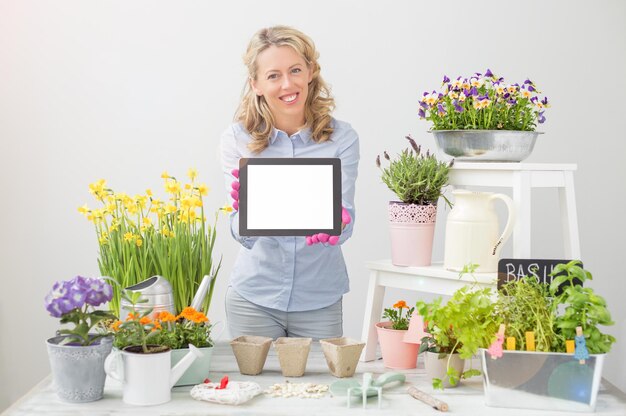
480, 349, 604, 412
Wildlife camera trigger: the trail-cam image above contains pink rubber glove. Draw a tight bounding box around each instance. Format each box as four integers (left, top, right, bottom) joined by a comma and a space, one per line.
306, 207, 352, 247
230, 169, 240, 211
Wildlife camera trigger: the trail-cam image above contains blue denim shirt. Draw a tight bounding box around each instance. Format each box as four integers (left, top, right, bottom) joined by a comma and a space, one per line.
220, 119, 359, 312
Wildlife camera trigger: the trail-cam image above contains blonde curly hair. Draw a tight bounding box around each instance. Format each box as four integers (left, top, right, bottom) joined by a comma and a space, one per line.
236, 26, 335, 154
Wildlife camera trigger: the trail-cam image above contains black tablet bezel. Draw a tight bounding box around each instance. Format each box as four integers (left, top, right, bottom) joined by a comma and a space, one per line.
239, 158, 342, 236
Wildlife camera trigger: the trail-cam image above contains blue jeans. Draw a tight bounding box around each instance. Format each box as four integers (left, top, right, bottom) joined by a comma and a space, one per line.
225, 287, 343, 340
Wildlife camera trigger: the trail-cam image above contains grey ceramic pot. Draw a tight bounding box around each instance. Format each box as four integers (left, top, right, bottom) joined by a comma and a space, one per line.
46, 335, 113, 402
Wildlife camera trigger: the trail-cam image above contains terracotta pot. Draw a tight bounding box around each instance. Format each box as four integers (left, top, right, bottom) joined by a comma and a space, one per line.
388, 202, 437, 267
320, 337, 365, 378
375, 322, 419, 369
274, 337, 312, 377
230, 336, 272, 376
424, 351, 466, 388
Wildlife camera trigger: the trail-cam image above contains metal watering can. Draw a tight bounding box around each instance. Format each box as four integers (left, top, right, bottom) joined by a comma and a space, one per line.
120, 274, 214, 317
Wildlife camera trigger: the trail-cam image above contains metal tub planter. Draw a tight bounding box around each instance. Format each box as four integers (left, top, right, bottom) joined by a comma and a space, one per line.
431, 130, 542, 162
480, 349, 605, 412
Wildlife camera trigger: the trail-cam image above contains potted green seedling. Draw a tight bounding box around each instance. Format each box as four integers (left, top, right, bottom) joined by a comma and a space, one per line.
416, 270, 499, 389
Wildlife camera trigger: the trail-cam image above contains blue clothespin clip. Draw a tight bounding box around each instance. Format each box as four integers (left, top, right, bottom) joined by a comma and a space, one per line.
574, 326, 589, 365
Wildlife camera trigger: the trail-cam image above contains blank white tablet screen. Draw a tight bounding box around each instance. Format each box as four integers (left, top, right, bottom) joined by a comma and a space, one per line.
247, 164, 334, 229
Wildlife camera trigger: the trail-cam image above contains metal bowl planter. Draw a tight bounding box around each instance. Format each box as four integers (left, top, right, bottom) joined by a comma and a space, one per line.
430, 130, 543, 162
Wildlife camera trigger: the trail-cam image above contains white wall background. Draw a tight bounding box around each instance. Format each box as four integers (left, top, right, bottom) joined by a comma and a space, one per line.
1, 0, 625, 410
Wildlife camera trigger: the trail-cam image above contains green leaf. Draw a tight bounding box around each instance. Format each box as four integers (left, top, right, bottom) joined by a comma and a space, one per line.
462, 369, 481, 379
432, 378, 443, 390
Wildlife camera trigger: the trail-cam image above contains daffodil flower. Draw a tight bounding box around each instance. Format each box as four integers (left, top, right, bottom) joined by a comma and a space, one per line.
187, 168, 198, 181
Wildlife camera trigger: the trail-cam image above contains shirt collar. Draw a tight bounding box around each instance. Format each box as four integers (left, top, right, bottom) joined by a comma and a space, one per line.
270, 127, 312, 145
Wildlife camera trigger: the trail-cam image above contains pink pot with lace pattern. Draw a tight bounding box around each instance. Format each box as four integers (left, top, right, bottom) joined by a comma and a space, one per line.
388, 202, 437, 267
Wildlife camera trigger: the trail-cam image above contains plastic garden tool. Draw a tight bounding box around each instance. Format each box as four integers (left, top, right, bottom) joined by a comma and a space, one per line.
329, 372, 405, 408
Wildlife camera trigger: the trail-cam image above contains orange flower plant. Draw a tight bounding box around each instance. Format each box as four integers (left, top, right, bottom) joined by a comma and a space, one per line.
112, 294, 213, 352
382, 299, 415, 330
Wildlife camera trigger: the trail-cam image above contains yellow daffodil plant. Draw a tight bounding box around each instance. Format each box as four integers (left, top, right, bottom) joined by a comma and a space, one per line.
79, 169, 232, 315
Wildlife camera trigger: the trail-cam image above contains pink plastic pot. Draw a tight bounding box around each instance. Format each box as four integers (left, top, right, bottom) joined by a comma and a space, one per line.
375, 322, 419, 369
388, 202, 437, 267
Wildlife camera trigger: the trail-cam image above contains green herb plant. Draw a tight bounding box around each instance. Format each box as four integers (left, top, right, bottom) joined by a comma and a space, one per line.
416, 284, 499, 390
497, 275, 560, 352
549, 261, 616, 354
376, 135, 453, 205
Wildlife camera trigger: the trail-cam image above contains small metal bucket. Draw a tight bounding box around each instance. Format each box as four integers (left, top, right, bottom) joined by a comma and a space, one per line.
120, 275, 176, 318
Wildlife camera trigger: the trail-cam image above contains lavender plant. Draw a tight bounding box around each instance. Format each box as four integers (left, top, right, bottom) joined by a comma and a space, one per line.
45, 276, 117, 346
376, 136, 452, 205
419, 69, 549, 131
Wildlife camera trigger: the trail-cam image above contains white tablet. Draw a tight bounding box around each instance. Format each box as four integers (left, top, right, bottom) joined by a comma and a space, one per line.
239, 158, 342, 236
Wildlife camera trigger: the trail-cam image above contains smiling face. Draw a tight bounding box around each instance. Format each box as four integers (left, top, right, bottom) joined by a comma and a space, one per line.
250, 45, 313, 134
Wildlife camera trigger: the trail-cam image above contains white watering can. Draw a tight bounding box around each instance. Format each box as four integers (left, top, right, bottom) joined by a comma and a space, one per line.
443, 190, 516, 273
105, 344, 203, 406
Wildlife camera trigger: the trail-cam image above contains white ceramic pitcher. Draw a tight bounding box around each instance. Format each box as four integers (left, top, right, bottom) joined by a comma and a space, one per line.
443, 190, 516, 273
105, 344, 203, 406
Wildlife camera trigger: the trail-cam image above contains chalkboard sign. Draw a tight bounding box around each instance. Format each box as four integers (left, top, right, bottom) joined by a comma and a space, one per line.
497, 259, 583, 294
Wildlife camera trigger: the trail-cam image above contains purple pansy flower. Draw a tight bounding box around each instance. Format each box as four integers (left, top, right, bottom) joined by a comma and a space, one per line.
453, 100, 464, 113
541, 97, 549, 106
524, 78, 533, 85
538, 111, 546, 124
437, 103, 446, 115
442, 75, 450, 84
469, 87, 478, 96
485, 69, 494, 78
418, 108, 426, 118
528, 84, 536, 92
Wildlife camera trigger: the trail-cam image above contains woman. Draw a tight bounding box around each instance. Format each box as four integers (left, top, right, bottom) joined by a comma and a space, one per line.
220, 26, 359, 340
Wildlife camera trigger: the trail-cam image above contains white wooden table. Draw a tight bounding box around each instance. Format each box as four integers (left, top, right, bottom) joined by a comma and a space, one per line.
3, 342, 625, 416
